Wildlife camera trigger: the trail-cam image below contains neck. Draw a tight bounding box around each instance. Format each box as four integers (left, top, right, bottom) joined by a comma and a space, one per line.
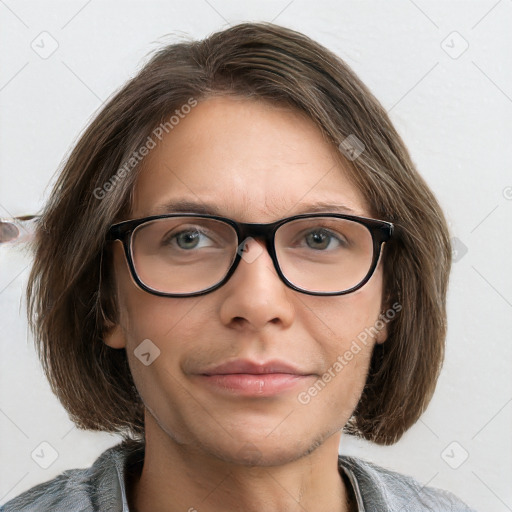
129, 414, 350, 512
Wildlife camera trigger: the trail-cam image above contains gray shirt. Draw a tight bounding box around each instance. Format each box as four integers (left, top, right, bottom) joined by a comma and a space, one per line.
1, 441, 476, 511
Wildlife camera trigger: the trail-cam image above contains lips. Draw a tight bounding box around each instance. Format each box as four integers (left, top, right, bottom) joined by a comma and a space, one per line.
196, 359, 315, 397
201, 359, 310, 376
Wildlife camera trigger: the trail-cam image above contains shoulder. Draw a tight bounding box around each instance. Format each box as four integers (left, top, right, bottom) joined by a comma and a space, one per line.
0, 441, 142, 512
339, 455, 478, 511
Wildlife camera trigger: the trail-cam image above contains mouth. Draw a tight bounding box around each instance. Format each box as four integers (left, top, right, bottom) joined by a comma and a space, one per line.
196, 359, 315, 397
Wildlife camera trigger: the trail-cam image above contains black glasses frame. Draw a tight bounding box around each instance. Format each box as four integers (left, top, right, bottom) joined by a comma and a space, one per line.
107, 212, 394, 298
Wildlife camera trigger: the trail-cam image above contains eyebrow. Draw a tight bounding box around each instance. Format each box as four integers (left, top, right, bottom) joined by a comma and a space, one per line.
152, 199, 357, 217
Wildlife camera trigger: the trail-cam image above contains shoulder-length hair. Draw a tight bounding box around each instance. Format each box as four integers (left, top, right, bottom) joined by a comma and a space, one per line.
27, 22, 451, 445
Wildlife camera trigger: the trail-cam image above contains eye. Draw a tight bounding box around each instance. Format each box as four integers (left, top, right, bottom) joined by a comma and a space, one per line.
301, 228, 347, 251
163, 228, 215, 250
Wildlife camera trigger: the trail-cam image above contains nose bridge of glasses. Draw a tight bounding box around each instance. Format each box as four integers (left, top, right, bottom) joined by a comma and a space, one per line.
236, 220, 278, 255
238, 219, 275, 235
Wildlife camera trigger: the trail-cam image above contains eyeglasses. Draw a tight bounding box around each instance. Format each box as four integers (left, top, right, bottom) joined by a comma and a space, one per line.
107, 213, 393, 297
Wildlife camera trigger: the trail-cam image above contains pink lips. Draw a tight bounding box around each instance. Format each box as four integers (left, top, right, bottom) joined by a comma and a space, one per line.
197, 359, 314, 397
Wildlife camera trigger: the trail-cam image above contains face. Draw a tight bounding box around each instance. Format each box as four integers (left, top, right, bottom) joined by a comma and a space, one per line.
106, 95, 387, 466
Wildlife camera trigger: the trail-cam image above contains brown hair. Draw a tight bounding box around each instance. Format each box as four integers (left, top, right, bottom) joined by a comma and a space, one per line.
27, 22, 451, 445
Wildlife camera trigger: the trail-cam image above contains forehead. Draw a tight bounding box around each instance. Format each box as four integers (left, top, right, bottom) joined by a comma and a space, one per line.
132, 96, 369, 221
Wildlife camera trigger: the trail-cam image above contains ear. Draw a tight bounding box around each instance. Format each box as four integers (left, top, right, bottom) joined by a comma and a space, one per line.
375, 297, 391, 344
376, 285, 394, 344
100, 242, 127, 349
103, 323, 127, 349
375, 318, 388, 345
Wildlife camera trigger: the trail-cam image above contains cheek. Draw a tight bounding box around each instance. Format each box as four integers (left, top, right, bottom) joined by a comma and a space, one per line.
296, 271, 384, 409
304, 267, 384, 348
122, 292, 200, 344
112, 242, 203, 344
115, 280, 208, 435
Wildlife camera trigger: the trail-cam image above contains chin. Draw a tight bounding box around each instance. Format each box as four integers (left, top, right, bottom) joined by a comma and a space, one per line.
202, 430, 329, 468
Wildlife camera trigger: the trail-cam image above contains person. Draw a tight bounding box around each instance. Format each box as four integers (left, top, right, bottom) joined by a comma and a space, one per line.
1, 22, 476, 512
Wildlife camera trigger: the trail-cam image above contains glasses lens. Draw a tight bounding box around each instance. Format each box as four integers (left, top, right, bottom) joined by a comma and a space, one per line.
131, 217, 238, 294
275, 217, 374, 293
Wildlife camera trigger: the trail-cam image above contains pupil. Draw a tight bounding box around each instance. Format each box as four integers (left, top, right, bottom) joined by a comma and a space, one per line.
307, 231, 329, 249
178, 231, 199, 248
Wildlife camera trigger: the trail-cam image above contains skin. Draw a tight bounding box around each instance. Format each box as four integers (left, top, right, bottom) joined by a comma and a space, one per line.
105, 95, 388, 512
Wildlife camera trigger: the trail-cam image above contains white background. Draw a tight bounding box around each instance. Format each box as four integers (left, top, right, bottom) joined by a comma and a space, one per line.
1, 1, 511, 511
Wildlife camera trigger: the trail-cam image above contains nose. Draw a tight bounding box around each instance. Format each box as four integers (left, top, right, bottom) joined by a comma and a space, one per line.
218, 237, 295, 331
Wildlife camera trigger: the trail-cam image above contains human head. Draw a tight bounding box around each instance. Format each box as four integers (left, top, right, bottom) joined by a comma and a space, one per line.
27, 22, 451, 446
